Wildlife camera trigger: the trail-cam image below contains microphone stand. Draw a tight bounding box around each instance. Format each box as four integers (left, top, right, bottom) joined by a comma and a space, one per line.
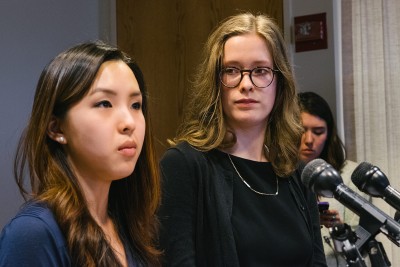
330, 223, 367, 267
365, 210, 400, 266
365, 239, 391, 267
331, 223, 391, 267
352, 210, 396, 267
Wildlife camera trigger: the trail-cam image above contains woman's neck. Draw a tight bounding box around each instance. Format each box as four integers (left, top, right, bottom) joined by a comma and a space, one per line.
224, 125, 268, 162
81, 182, 128, 267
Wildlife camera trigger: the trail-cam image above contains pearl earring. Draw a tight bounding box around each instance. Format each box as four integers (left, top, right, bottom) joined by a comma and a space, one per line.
58, 136, 65, 144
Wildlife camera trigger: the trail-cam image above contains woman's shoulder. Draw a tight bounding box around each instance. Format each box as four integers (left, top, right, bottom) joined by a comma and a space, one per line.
0, 201, 70, 265
341, 160, 358, 183
160, 142, 228, 180
161, 141, 206, 164
343, 160, 358, 171
0, 201, 65, 247
170, 141, 201, 154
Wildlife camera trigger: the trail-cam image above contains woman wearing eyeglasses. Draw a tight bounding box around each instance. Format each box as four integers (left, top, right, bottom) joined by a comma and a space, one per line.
158, 12, 327, 266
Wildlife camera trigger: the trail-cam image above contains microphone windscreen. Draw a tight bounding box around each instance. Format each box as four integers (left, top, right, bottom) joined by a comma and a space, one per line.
351, 161, 373, 188
395, 211, 400, 222
301, 158, 327, 189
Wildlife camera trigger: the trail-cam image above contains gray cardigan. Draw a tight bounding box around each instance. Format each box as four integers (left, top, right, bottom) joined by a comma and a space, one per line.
158, 142, 327, 266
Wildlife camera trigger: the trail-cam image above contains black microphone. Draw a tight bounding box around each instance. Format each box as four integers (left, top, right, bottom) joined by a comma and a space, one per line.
396, 211, 400, 222
351, 162, 400, 213
301, 158, 400, 247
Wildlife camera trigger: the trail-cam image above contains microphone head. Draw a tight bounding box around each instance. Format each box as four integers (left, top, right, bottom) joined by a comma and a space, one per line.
395, 211, 400, 222
351, 162, 389, 197
301, 158, 327, 188
301, 158, 343, 197
351, 162, 374, 189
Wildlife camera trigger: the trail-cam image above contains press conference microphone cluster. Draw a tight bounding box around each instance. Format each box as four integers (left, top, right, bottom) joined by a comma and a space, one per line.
301, 158, 400, 247
351, 162, 400, 213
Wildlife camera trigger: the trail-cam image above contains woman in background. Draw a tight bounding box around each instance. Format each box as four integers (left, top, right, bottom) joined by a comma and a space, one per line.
158, 13, 326, 266
298, 91, 361, 266
0, 42, 161, 266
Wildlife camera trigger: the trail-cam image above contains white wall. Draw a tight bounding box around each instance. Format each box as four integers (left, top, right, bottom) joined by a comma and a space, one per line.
283, 0, 339, 125
0, 0, 115, 229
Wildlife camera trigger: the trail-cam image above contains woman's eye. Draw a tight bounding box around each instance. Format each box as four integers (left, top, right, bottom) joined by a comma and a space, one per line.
253, 68, 268, 75
225, 68, 239, 75
95, 100, 112, 108
313, 130, 325, 136
132, 102, 142, 110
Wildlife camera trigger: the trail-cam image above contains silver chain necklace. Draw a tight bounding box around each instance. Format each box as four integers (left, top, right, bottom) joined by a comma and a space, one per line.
227, 150, 279, 196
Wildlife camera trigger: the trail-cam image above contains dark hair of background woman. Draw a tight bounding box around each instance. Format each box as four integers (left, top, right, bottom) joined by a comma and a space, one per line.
298, 91, 346, 171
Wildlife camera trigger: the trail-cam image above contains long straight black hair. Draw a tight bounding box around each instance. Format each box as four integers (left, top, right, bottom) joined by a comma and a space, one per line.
14, 41, 161, 266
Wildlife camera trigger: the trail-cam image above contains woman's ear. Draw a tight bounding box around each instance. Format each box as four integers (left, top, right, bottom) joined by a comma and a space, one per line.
47, 116, 67, 144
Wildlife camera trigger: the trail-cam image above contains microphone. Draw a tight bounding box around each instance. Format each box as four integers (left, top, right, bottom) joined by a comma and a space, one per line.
301, 158, 400, 247
351, 162, 400, 213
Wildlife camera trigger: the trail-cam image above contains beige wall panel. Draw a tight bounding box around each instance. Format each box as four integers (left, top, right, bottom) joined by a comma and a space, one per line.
117, 1, 283, 158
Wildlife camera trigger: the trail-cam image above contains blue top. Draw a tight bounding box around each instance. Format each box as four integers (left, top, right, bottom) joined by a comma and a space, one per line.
0, 201, 139, 267
0, 201, 71, 266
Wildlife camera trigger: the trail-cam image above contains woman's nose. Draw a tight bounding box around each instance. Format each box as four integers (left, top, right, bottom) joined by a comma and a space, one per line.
304, 131, 313, 145
119, 109, 136, 134
239, 72, 254, 92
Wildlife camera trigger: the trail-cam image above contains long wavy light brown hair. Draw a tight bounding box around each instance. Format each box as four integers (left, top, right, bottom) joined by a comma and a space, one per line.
171, 12, 303, 177
14, 41, 161, 266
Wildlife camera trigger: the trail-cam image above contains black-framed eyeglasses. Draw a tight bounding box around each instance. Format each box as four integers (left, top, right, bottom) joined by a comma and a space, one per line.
219, 67, 279, 88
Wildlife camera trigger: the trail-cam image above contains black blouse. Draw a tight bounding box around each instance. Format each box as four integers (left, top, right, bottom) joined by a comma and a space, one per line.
158, 142, 326, 267
229, 154, 313, 266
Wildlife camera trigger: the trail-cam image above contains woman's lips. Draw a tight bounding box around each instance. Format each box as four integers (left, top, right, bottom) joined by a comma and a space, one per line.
118, 141, 136, 157
235, 98, 258, 104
